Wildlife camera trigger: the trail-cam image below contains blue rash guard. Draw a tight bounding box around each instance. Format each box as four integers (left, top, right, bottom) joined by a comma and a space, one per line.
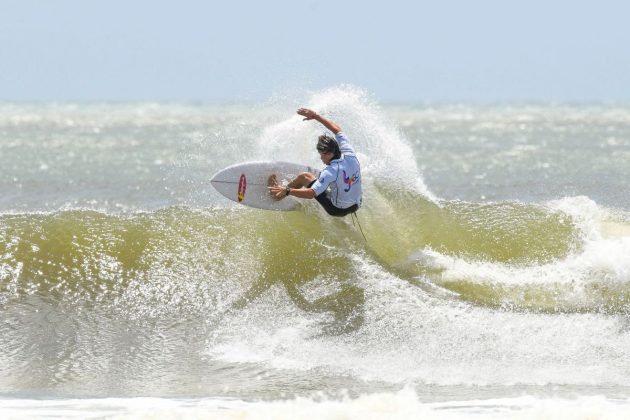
310, 132, 362, 212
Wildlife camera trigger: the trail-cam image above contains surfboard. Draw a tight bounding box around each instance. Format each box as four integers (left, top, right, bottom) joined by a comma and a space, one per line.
210, 161, 319, 211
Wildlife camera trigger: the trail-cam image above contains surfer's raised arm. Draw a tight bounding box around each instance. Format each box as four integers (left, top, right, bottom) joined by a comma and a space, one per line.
297, 108, 341, 134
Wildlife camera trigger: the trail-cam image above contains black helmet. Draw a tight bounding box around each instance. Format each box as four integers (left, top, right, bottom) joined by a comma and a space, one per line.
316, 134, 341, 160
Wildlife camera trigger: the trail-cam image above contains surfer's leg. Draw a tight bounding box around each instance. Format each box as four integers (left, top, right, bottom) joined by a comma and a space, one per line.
288, 172, 316, 188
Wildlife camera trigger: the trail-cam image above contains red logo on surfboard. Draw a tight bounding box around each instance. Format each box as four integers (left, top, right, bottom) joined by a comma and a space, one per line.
237, 174, 246, 202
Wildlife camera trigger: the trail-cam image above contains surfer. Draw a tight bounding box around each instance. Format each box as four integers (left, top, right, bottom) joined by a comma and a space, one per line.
268, 108, 362, 217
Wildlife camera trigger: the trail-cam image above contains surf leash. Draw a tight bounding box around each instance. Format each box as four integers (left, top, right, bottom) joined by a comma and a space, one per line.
351, 211, 369, 243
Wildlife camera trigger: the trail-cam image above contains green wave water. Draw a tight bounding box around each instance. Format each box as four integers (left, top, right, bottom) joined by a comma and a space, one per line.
2, 191, 622, 318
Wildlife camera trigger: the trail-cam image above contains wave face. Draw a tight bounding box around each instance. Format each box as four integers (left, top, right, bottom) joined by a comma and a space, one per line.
2, 90, 630, 401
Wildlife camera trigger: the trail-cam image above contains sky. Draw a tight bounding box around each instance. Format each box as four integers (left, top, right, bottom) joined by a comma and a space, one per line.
2, 0, 629, 103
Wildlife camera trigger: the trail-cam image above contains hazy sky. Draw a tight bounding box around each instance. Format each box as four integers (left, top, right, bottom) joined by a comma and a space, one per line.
2, 0, 629, 103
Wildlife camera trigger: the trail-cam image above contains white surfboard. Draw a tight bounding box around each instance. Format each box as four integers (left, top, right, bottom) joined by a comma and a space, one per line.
210, 161, 319, 211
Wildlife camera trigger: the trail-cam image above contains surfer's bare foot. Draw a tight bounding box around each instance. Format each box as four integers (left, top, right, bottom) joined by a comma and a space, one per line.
268, 174, 285, 201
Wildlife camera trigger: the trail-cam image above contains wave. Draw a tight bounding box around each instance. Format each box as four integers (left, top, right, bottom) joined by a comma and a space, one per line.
1, 191, 629, 318
0, 207, 368, 328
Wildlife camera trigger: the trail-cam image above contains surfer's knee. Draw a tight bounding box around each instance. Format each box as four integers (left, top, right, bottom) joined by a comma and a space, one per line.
297, 172, 316, 186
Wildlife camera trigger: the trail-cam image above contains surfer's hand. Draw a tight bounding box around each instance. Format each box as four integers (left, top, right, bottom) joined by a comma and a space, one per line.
268, 185, 287, 201
297, 108, 341, 134
297, 108, 318, 121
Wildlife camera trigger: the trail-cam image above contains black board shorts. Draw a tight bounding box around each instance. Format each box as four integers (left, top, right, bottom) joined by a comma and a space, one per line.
308, 180, 358, 217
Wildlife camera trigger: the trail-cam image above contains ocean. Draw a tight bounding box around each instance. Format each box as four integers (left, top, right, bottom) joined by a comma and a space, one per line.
1, 86, 630, 419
